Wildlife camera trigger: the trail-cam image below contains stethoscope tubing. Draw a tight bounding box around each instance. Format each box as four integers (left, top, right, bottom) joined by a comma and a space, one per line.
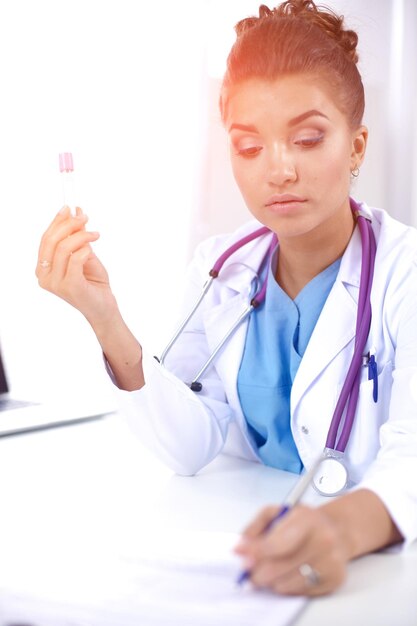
157, 198, 377, 461
159, 225, 271, 368
326, 209, 376, 451
190, 303, 254, 390
189, 233, 278, 390
337, 220, 376, 451
210, 226, 270, 276
159, 276, 215, 366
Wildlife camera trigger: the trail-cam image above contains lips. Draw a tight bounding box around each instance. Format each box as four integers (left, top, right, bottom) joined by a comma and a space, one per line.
265, 194, 306, 206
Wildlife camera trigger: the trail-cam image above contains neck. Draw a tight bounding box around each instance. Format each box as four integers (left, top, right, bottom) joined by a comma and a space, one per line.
275, 206, 355, 299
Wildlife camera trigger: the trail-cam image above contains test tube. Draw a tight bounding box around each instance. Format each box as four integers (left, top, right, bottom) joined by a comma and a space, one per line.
59, 152, 76, 215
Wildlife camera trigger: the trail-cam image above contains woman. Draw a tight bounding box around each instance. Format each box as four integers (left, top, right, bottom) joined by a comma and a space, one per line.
37, 1, 417, 596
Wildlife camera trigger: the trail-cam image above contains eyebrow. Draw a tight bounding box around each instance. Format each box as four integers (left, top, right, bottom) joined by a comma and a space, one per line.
228, 110, 329, 133
288, 109, 329, 127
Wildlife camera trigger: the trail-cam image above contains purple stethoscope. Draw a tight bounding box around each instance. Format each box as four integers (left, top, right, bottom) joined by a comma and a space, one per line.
158, 197, 377, 497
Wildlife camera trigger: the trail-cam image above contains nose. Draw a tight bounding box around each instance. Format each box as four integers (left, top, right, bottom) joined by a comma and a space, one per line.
267, 143, 297, 186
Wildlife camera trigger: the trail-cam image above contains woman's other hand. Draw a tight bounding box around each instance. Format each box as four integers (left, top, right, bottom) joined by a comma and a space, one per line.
234, 489, 402, 596
234, 504, 347, 596
36, 206, 116, 326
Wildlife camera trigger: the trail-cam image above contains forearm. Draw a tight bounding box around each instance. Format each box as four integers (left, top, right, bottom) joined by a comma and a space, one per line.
321, 488, 403, 560
89, 309, 145, 391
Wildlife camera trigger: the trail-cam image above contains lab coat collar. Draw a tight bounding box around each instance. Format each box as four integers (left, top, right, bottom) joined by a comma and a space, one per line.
291, 203, 374, 414
214, 225, 274, 295
337, 199, 373, 290
337, 223, 361, 288
290, 276, 357, 413
205, 205, 373, 419
217, 201, 373, 296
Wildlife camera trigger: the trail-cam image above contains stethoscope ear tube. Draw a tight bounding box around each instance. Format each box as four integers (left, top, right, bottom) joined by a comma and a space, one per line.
159, 276, 215, 366
188, 232, 278, 391
189, 303, 254, 391
158, 226, 271, 368
158, 227, 276, 390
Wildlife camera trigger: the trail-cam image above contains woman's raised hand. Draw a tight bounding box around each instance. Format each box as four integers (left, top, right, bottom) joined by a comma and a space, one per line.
36, 206, 117, 327
36, 205, 145, 391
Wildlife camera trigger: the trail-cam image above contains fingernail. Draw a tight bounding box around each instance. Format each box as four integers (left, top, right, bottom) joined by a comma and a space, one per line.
58, 205, 70, 214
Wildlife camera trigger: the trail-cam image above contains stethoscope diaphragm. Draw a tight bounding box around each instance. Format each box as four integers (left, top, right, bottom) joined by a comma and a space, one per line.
312, 454, 348, 496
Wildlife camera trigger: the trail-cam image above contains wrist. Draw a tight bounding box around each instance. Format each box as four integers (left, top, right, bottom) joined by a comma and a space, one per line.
319, 489, 402, 560
88, 308, 145, 391
83, 296, 121, 338
319, 499, 357, 560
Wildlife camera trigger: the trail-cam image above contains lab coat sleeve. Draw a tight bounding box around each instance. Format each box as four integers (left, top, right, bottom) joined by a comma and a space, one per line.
355, 279, 417, 545
115, 350, 233, 476
109, 233, 243, 476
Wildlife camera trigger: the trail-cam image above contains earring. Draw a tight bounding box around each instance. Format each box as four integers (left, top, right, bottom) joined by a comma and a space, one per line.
351, 167, 360, 178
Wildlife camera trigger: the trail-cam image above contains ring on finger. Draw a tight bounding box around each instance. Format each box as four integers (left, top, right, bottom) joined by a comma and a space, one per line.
299, 563, 321, 587
39, 259, 51, 269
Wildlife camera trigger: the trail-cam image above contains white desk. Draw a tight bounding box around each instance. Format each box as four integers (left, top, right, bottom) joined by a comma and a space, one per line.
0, 413, 416, 625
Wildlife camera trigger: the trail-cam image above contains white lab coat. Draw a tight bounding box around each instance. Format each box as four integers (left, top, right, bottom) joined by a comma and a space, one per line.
113, 202, 417, 544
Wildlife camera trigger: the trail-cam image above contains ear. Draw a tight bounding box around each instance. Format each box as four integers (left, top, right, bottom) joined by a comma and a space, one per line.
350, 125, 368, 170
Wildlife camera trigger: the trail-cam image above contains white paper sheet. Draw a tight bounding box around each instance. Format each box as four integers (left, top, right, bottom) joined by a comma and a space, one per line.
0, 531, 307, 626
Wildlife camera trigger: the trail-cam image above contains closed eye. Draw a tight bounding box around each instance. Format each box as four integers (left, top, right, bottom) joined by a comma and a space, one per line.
236, 146, 263, 158
294, 135, 324, 148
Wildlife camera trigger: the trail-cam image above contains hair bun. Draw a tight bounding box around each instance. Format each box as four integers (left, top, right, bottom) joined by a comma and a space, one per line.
236, 1, 359, 64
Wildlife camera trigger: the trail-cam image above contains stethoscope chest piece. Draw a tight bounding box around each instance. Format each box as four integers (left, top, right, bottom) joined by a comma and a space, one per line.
312, 452, 348, 497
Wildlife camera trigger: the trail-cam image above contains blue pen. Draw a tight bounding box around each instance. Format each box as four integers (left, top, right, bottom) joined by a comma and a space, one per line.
236, 452, 325, 585
367, 353, 378, 403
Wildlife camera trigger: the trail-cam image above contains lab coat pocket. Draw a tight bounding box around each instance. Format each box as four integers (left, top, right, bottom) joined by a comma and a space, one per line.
344, 360, 393, 482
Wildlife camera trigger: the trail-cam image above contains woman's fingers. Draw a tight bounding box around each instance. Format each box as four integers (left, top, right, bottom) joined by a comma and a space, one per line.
38, 206, 74, 250
38, 229, 100, 289
36, 208, 115, 326
249, 542, 346, 596
237, 505, 281, 542
252, 549, 345, 596
254, 506, 314, 556
65, 245, 96, 281
36, 207, 89, 277
235, 505, 347, 596
236, 507, 311, 575
53, 229, 100, 282
237, 505, 317, 556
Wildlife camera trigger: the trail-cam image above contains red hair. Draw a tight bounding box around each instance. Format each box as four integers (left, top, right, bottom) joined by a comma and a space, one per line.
220, 1, 364, 129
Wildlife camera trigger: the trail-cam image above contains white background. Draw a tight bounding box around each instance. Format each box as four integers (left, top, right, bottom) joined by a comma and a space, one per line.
0, 0, 416, 408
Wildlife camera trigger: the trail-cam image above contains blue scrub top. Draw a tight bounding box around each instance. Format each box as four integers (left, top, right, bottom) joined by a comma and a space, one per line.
237, 248, 341, 473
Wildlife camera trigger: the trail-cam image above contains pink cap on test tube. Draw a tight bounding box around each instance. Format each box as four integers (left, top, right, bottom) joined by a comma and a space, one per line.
59, 152, 74, 173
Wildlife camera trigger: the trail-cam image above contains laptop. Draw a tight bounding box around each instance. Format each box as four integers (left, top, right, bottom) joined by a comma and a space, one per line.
0, 344, 114, 436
